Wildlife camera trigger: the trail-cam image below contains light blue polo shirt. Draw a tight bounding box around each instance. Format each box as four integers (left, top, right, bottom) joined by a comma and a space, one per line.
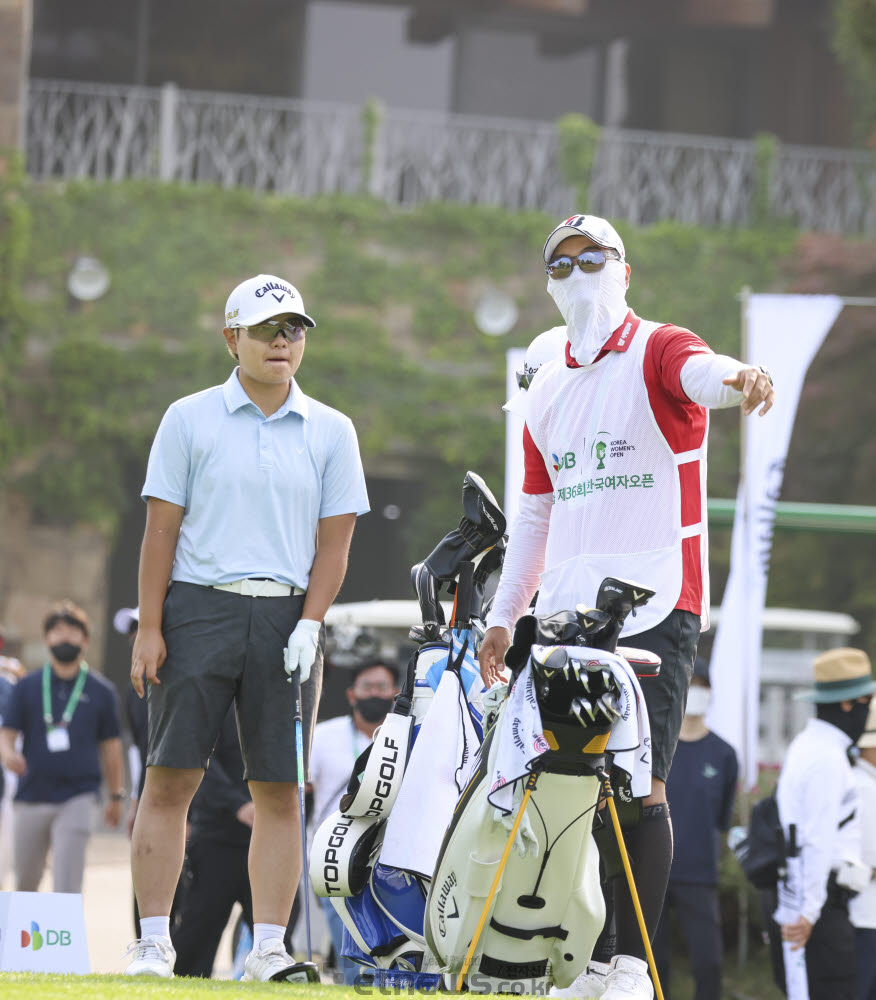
142, 369, 370, 588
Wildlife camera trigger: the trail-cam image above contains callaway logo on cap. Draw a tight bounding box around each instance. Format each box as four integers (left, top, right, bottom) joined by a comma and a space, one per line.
224, 273, 316, 329
542, 214, 626, 264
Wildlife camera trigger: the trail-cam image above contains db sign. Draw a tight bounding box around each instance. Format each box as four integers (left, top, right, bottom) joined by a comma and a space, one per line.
0, 891, 90, 973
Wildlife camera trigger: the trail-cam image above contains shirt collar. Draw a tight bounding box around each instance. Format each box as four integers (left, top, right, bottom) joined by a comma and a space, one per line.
565, 309, 640, 368
222, 368, 310, 420
808, 716, 854, 750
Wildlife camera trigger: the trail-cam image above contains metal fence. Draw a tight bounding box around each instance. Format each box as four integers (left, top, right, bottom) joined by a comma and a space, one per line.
26, 78, 876, 234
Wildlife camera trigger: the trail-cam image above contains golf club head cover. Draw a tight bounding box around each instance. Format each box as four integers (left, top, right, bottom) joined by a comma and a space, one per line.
309, 809, 384, 897
423, 471, 506, 581
595, 578, 655, 626
504, 614, 537, 673
615, 646, 661, 678
535, 610, 584, 647
470, 536, 507, 622
411, 562, 445, 641
339, 712, 413, 819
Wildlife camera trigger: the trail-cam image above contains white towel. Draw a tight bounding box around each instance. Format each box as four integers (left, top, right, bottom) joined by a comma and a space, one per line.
487, 648, 652, 815
379, 668, 480, 877
487, 664, 548, 815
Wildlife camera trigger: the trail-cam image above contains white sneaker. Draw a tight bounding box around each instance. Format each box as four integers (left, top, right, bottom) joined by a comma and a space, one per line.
124, 935, 175, 977
550, 960, 610, 998
242, 938, 301, 982
600, 955, 654, 999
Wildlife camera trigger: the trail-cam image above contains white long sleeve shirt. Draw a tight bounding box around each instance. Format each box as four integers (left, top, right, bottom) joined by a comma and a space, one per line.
777, 718, 862, 925
850, 757, 876, 929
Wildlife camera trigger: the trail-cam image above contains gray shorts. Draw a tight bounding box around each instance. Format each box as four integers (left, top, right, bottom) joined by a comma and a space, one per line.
146, 582, 323, 782
629, 609, 700, 783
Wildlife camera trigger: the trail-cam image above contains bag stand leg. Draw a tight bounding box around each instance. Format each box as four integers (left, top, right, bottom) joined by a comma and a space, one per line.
455, 770, 539, 992
600, 772, 666, 1000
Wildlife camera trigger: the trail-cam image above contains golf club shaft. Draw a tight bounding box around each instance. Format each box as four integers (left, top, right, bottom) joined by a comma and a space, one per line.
292, 672, 313, 964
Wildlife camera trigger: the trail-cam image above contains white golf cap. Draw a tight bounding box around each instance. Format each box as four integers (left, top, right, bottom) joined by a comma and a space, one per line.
503, 325, 568, 416
224, 274, 316, 329
543, 214, 626, 264
113, 607, 139, 635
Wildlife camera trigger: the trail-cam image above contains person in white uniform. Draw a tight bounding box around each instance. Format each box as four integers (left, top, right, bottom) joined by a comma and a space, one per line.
776, 647, 875, 1000
125, 273, 370, 981
478, 213, 775, 999
851, 695, 876, 998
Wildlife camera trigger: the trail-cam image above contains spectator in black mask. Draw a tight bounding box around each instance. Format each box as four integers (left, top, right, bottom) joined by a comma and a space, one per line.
307, 659, 399, 983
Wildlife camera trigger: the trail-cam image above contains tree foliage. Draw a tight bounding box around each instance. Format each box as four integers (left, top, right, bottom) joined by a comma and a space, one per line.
9, 179, 876, 645
833, 0, 876, 143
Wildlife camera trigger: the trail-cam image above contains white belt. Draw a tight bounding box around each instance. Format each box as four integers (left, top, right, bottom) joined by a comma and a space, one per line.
212, 578, 305, 598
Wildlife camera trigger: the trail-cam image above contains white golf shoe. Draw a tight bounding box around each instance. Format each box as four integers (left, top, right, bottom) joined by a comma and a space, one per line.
600, 955, 654, 999
242, 937, 300, 982
550, 960, 610, 998
124, 935, 175, 977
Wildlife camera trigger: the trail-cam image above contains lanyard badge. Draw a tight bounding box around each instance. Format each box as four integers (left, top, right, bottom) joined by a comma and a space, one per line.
43, 663, 88, 753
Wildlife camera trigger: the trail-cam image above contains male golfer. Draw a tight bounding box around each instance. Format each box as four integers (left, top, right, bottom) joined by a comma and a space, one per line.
125, 274, 369, 980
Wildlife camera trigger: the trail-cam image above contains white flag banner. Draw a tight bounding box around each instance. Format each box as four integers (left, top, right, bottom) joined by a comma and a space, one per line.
707, 294, 843, 786
504, 347, 526, 523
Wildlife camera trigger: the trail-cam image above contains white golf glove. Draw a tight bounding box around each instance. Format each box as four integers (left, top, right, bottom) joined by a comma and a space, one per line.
284, 619, 321, 684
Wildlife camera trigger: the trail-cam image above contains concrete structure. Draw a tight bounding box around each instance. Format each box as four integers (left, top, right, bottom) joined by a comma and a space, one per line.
0, 0, 31, 153
27, 0, 855, 148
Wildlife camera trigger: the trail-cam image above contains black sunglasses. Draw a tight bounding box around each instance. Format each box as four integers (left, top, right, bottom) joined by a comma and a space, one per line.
241, 317, 307, 343
545, 248, 622, 279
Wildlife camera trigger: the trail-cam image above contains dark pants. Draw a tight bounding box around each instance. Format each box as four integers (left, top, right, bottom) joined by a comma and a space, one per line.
653, 881, 723, 1000
171, 836, 302, 977
856, 927, 876, 1000
172, 837, 253, 977
764, 884, 857, 1000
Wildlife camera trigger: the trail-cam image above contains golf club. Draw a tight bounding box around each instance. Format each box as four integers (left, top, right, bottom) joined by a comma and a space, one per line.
282, 639, 321, 984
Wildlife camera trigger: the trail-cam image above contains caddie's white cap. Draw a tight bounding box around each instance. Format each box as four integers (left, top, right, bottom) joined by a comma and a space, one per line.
543, 213, 626, 264
224, 274, 316, 329
503, 325, 568, 417
113, 607, 139, 635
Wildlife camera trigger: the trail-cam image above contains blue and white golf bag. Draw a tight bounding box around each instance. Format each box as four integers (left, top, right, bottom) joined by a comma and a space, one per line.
309, 474, 659, 991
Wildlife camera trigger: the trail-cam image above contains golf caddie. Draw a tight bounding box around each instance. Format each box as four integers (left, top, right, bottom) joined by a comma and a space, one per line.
125, 274, 369, 981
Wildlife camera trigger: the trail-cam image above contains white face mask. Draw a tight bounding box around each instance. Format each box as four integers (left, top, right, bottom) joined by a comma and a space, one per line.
685, 686, 711, 718
547, 260, 628, 366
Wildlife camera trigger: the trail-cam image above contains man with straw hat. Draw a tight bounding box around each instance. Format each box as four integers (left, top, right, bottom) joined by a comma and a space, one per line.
775, 647, 876, 1000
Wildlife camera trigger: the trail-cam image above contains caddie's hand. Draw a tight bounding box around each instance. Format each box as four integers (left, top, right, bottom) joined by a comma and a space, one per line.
284, 619, 321, 684
781, 915, 812, 950
478, 626, 511, 687
723, 365, 775, 416
130, 625, 167, 698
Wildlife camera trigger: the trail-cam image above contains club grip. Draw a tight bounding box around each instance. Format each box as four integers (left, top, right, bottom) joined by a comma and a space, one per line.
453, 560, 475, 628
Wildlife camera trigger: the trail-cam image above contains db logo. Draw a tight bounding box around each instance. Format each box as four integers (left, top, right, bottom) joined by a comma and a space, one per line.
533, 735, 550, 754
21, 921, 72, 949
490, 776, 507, 793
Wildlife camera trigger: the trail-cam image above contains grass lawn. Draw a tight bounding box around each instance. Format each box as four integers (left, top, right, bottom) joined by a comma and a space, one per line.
0, 975, 352, 999
0, 961, 788, 999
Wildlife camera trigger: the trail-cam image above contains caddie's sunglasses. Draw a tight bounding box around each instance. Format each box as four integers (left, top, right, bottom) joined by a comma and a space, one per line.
545, 248, 622, 279
242, 318, 307, 342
